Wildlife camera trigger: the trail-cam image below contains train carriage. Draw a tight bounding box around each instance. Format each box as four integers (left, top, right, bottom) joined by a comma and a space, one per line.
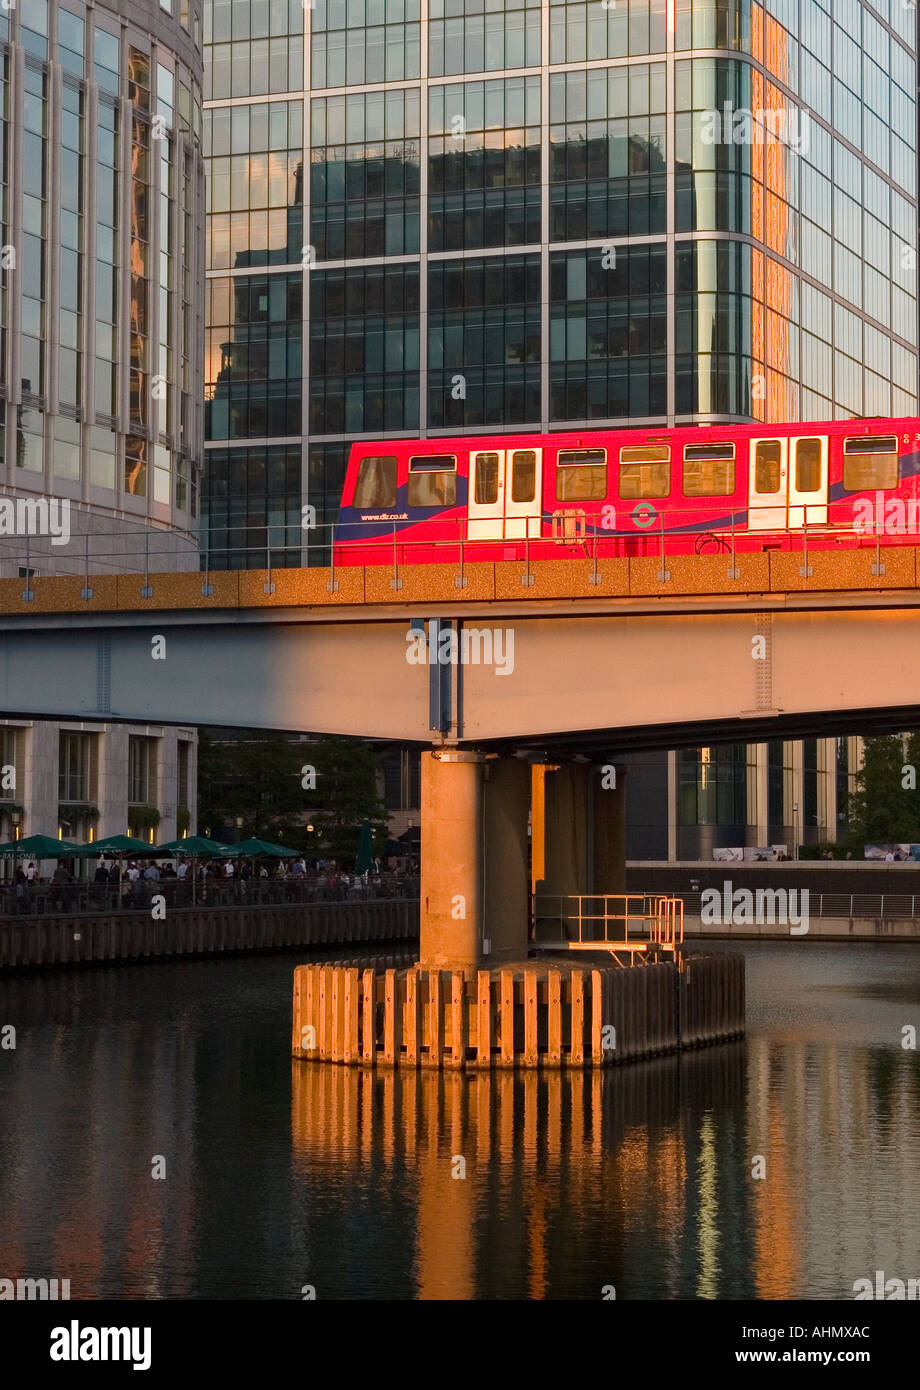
333, 418, 920, 566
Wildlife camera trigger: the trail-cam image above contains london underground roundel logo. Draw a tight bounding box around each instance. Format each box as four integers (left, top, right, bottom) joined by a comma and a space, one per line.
631, 503, 658, 529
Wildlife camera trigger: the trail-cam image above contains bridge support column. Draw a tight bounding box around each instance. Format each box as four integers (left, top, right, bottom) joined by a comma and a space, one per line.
419, 750, 484, 971
482, 755, 530, 964
593, 763, 627, 896
533, 761, 627, 901
419, 750, 530, 972
532, 763, 590, 901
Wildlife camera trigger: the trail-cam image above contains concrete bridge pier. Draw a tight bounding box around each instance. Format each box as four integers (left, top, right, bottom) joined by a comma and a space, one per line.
532, 761, 627, 903
291, 752, 746, 1068
418, 748, 530, 972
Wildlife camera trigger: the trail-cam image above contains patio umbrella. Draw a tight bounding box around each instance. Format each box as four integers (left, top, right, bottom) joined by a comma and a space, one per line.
157, 836, 231, 856
0, 833, 82, 857
355, 820, 374, 875
70, 834, 157, 856
236, 837, 301, 857
156, 835, 233, 905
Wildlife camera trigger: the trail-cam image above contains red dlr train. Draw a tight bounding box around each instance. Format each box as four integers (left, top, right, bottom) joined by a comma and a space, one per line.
333, 418, 920, 564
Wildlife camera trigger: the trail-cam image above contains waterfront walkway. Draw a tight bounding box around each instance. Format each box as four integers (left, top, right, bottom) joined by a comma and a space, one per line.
0, 872, 419, 918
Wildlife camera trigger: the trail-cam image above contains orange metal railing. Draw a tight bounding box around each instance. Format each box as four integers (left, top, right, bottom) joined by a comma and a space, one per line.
532, 892, 683, 957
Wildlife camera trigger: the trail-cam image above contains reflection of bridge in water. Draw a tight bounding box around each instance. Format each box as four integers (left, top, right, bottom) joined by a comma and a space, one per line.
291, 1046, 747, 1299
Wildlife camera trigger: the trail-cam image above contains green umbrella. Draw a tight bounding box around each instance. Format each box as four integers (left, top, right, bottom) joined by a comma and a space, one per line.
236, 836, 301, 857
154, 835, 235, 906
69, 834, 158, 856
0, 833, 82, 857
157, 835, 232, 856
355, 819, 374, 875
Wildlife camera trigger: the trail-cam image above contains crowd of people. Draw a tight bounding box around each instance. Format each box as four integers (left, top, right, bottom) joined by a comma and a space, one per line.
0, 854, 420, 915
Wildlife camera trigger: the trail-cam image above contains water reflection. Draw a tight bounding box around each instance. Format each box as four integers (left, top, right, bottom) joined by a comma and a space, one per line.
291, 1048, 746, 1300
0, 946, 918, 1299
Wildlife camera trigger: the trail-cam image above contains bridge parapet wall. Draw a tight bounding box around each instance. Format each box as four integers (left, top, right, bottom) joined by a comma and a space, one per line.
1, 546, 918, 617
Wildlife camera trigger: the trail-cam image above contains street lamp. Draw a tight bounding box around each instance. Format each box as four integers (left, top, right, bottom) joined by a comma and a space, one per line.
10, 809, 21, 841
792, 802, 799, 861
234, 815, 244, 845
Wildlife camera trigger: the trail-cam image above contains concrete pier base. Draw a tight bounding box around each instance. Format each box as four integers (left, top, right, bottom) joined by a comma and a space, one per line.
291, 953, 745, 1070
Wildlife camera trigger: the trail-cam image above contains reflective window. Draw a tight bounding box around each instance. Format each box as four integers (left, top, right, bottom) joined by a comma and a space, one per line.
842, 437, 899, 492
408, 454, 457, 507
550, 246, 667, 421
310, 264, 419, 434
313, 0, 420, 87
794, 439, 822, 493
683, 443, 735, 496
429, 255, 540, 428
550, 0, 667, 62
355, 456, 398, 509
58, 9, 85, 77
511, 450, 536, 502
206, 101, 304, 270
206, 0, 304, 101
204, 444, 303, 568
311, 90, 421, 260
754, 441, 782, 494
429, 77, 541, 252
619, 445, 670, 498
557, 447, 606, 500
206, 274, 303, 440
430, 0, 541, 78
474, 452, 499, 505
549, 65, 666, 242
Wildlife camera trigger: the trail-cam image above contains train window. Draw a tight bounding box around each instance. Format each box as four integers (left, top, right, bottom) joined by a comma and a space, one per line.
408, 454, 457, 508
619, 445, 670, 499
556, 448, 606, 501
684, 443, 735, 460
795, 439, 822, 493
754, 441, 782, 493
511, 450, 537, 503
474, 453, 499, 505
683, 443, 735, 496
354, 456, 397, 510
842, 436, 899, 492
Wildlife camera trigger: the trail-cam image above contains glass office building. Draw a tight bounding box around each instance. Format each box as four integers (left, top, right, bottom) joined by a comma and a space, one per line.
0, 0, 205, 574
0, 1, 205, 847
202, 0, 918, 856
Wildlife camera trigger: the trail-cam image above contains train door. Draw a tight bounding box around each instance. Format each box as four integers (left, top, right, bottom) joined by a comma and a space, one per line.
467, 447, 543, 541
787, 435, 828, 526
749, 436, 828, 530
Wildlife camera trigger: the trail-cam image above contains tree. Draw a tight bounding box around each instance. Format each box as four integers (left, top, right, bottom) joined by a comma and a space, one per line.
196, 729, 390, 863
197, 729, 305, 844
847, 735, 920, 846
309, 736, 389, 865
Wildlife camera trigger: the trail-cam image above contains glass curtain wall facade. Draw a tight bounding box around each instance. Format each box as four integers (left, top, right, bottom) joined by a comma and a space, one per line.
203, 0, 918, 854
203, 0, 918, 562
0, 2, 204, 850
0, 0, 206, 576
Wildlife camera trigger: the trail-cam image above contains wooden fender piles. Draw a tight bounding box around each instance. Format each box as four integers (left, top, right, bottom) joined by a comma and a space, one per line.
291, 954, 745, 1069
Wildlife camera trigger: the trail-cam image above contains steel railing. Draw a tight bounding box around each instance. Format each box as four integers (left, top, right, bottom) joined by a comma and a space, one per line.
0, 874, 420, 919
532, 893, 684, 953
670, 890, 920, 920
0, 511, 912, 582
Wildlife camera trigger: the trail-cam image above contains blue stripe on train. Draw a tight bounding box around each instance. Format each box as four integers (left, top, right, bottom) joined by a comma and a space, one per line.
334, 451, 920, 541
